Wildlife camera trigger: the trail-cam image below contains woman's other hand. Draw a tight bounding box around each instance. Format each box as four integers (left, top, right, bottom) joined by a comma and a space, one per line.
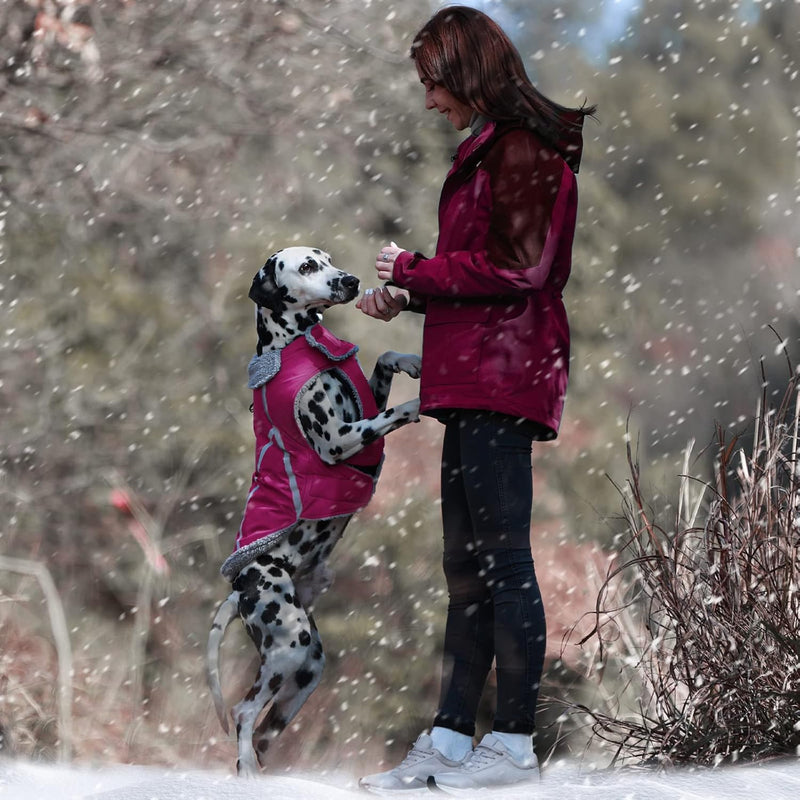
375, 242, 405, 282
356, 286, 409, 321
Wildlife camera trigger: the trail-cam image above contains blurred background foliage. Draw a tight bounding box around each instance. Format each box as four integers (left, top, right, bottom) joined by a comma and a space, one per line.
0, 0, 798, 773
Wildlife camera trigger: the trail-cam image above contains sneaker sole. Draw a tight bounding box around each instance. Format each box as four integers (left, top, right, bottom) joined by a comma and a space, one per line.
359, 781, 432, 795
428, 774, 540, 794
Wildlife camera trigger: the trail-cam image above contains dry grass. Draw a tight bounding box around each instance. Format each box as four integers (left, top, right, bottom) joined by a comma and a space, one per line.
574, 371, 800, 766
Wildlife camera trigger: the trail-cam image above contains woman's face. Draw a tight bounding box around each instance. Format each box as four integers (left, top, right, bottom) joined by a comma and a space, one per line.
416, 60, 473, 131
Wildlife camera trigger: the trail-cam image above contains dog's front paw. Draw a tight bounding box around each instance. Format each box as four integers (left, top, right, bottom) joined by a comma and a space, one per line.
380, 351, 422, 378
398, 397, 421, 422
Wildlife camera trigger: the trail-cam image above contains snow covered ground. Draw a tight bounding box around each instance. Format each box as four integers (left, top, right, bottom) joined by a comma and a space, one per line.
3, 757, 800, 800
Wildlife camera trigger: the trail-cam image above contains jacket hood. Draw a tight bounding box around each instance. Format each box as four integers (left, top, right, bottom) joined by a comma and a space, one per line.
461, 114, 585, 174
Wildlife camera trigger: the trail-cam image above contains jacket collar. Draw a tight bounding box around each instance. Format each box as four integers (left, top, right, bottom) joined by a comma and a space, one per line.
449, 120, 501, 175
469, 112, 489, 136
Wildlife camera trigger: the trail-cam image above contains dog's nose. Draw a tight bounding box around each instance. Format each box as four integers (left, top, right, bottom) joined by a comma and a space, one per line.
341, 274, 360, 291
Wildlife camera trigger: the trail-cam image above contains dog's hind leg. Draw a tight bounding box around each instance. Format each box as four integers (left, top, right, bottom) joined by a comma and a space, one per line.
231, 562, 316, 776
252, 618, 325, 765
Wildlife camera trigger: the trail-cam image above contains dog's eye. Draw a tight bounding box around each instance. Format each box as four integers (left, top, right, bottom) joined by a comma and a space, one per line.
298, 258, 319, 276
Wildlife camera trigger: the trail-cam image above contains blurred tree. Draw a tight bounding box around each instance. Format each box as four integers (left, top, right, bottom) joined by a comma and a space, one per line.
0, 0, 445, 650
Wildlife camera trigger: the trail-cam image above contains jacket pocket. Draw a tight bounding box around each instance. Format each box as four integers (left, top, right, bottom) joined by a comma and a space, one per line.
422, 302, 491, 386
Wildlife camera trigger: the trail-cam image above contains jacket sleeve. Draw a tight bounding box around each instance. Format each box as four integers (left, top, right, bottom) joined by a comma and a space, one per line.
393, 133, 575, 298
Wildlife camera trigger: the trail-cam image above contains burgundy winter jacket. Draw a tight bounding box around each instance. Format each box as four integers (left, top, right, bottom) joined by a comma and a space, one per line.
392, 119, 583, 438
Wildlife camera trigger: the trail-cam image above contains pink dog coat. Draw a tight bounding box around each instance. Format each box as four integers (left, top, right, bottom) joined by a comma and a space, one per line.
221, 325, 384, 580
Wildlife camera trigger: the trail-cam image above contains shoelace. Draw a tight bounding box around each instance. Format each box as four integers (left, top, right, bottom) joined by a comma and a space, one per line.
394, 744, 434, 771
462, 743, 504, 771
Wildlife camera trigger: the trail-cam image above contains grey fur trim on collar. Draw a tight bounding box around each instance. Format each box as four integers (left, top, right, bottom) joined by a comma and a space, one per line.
247, 329, 356, 389
305, 328, 358, 361
248, 351, 281, 389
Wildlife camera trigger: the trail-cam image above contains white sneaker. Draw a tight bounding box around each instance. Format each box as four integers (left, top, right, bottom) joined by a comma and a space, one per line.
429, 733, 540, 792
359, 733, 468, 793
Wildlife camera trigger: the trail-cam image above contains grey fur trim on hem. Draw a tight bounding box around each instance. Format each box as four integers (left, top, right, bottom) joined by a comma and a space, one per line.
220, 530, 291, 581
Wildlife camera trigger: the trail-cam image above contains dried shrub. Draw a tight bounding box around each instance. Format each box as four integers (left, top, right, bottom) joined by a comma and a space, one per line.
0, 614, 60, 759
578, 372, 800, 766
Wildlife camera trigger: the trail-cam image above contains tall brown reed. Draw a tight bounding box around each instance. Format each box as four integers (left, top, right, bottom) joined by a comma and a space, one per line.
576, 372, 800, 766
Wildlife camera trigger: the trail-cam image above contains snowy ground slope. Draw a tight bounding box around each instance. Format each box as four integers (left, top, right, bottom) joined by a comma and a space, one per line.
3, 758, 800, 800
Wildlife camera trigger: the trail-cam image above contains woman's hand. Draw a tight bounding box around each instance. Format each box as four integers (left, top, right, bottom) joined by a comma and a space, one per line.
375, 242, 405, 282
356, 286, 409, 321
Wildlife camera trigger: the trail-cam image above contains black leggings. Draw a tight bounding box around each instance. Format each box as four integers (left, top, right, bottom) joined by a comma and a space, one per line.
433, 410, 546, 737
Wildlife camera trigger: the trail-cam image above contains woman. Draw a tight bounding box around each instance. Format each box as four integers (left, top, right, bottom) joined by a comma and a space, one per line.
357, 5, 594, 792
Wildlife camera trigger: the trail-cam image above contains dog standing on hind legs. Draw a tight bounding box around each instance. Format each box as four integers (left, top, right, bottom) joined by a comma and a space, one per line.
206, 246, 420, 776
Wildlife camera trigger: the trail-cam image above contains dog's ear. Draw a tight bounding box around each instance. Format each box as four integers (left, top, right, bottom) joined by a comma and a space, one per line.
249, 255, 285, 311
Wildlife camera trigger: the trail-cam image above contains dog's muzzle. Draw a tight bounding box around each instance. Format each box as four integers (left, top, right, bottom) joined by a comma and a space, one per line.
334, 274, 360, 301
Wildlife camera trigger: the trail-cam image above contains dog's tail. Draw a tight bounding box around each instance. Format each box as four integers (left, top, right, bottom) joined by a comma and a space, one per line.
206, 595, 238, 734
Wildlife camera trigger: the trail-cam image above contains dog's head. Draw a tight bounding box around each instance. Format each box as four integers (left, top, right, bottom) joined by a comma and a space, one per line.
249, 247, 360, 314
249, 247, 361, 354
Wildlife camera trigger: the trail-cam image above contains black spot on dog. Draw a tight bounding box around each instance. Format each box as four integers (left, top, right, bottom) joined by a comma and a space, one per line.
234, 572, 261, 618
361, 429, 378, 445
250, 258, 289, 313
261, 601, 281, 625
309, 401, 328, 427
288, 528, 303, 546
296, 669, 314, 689
268, 673, 283, 692
298, 540, 314, 556
233, 566, 259, 594
299, 630, 311, 647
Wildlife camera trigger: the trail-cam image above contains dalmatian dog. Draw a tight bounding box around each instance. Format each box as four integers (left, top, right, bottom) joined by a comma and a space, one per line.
207, 246, 420, 776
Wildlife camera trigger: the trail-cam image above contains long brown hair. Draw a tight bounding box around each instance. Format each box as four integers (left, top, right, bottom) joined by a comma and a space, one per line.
411, 5, 595, 165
